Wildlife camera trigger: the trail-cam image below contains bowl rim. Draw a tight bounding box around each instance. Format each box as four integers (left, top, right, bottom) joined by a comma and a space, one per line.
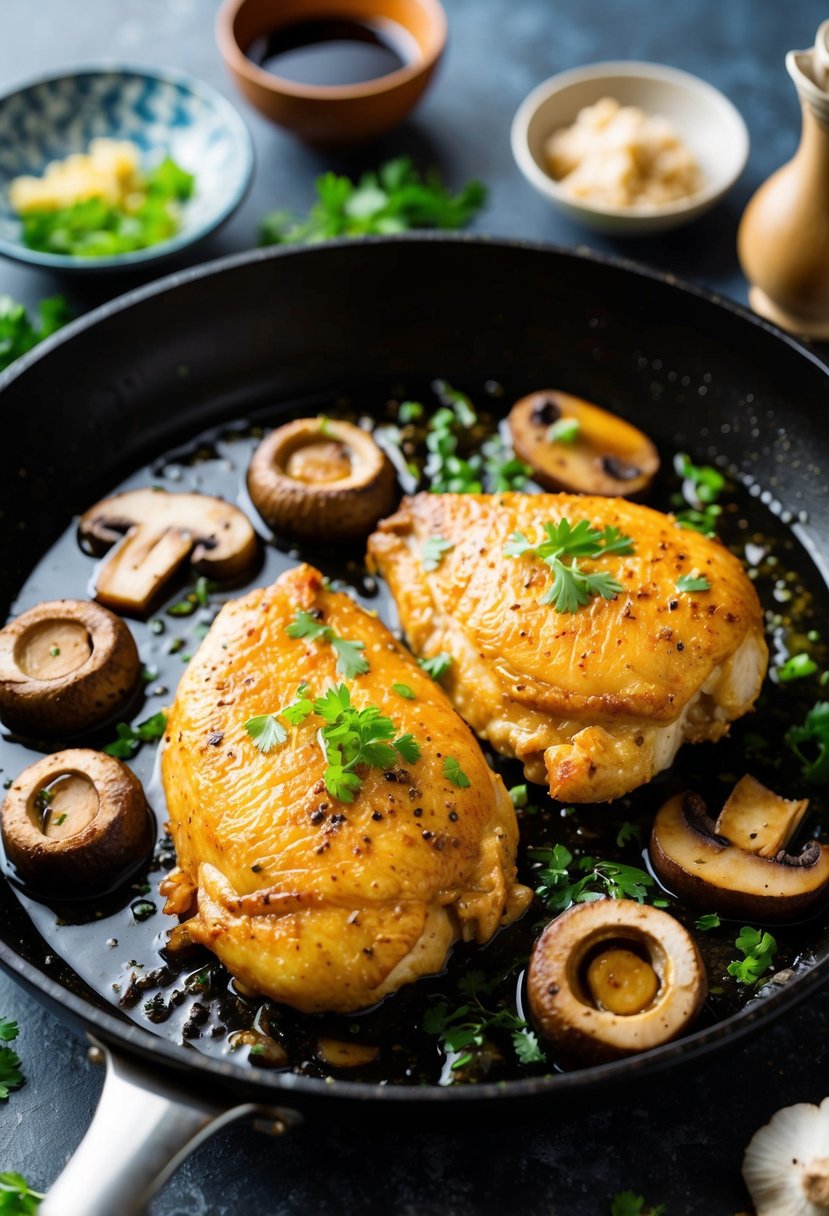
0, 62, 255, 272
510, 59, 750, 222
215, 0, 448, 101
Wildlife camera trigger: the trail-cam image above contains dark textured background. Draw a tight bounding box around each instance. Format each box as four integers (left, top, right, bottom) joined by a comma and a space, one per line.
1, 1, 828, 1212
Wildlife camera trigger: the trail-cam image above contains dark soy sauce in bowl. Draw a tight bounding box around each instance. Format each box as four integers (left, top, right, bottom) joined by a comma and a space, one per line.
246, 18, 419, 87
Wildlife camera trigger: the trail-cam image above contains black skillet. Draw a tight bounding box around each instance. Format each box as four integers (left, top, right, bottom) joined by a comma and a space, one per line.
1, 235, 828, 1216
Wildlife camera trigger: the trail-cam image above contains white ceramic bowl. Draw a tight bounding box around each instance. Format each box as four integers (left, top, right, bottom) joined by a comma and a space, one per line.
511, 61, 749, 236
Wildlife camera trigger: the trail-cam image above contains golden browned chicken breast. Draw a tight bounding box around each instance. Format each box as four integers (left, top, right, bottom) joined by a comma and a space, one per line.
367, 494, 768, 803
161, 563, 530, 1014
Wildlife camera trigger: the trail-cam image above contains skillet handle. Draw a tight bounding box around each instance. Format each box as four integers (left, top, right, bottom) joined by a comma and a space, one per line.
39, 1036, 301, 1216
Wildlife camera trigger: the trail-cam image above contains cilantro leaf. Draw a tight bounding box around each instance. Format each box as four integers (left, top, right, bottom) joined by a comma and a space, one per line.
0, 1020, 18, 1043
418, 653, 453, 682
285, 610, 329, 641
443, 757, 471, 788
531, 846, 656, 914
392, 683, 415, 700
421, 535, 454, 572
512, 1028, 544, 1064
695, 913, 721, 931
244, 714, 287, 753
615, 821, 640, 848
676, 574, 711, 593
786, 701, 829, 783
504, 516, 633, 613
259, 158, 486, 246
727, 926, 776, 984
394, 734, 421, 765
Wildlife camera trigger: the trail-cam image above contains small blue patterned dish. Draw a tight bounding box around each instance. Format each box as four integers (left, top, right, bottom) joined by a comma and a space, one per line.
0, 65, 254, 271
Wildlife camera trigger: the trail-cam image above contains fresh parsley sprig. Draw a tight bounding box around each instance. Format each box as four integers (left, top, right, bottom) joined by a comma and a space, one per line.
786, 701, 829, 783
530, 844, 656, 914
285, 609, 369, 679
259, 158, 486, 246
244, 683, 420, 804
423, 968, 544, 1073
0, 1019, 23, 1101
103, 711, 167, 759
504, 518, 634, 613
727, 926, 777, 985
0, 1173, 43, 1215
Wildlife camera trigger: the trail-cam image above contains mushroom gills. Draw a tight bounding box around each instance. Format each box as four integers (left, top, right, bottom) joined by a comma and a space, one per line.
650, 777, 829, 921
78, 489, 258, 616
507, 390, 660, 497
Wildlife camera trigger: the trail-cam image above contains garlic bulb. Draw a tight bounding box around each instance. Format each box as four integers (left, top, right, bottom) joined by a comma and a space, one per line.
743, 1098, 829, 1215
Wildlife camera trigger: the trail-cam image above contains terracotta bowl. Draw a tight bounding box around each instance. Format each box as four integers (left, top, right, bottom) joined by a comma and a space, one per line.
216, 0, 447, 146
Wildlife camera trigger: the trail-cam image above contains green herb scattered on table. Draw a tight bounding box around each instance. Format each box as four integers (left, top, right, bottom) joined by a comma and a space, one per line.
285, 609, 369, 679
259, 157, 486, 246
18, 157, 194, 258
0, 294, 71, 373
727, 926, 777, 985
0, 1173, 43, 1214
503, 518, 634, 613
0, 1019, 23, 1101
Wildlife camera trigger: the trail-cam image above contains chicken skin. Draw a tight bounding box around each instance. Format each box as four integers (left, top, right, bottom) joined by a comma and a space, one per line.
161, 563, 530, 1014
367, 493, 768, 803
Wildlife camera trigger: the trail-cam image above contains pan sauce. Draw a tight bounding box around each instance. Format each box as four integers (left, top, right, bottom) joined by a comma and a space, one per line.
1, 379, 827, 1086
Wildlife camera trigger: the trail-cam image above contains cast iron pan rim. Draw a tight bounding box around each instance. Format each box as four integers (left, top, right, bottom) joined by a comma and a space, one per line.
1, 233, 827, 1105
0, 232, 827, 390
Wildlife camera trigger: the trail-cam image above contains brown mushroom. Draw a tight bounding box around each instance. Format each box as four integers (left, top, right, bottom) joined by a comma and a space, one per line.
650, 775, 829, 921
0, 600, 140, 737
527, 899, 706, 1063
247, 418, 396, 543
1, 748, 153, 894
316, 1038, 380, 1068
508, 390, 660, 497
78, 488, 258, 616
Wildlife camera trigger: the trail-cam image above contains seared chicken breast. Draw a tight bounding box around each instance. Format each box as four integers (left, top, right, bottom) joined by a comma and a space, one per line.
161, 564, 530, 1014
367, 494, 768, 803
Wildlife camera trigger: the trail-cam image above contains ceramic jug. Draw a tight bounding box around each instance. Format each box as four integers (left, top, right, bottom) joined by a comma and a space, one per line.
737, 20, 829, 339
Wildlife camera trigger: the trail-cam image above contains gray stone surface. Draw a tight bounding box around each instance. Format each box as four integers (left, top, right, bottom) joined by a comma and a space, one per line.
1, 0, 828, 1212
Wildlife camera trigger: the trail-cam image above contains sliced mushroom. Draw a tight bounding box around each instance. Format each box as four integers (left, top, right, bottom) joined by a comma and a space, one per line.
508, 390, 659, 497
0, 600, 140, 736
316, 1038, 380, 1068
527, 899, 706, 1062
1, 748, 153, 894
78, 488, 258, 615
247, 418, 396, 543
650, 776, 829, 921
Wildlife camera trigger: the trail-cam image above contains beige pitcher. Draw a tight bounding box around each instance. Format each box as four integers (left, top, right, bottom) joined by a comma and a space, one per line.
738, 20, 829, 339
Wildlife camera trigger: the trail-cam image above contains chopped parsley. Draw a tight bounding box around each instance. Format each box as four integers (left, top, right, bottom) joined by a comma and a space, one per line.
421, 535, 454, 572
398, 400, 423, 424
418, 653, 453, 682
504, 517, 634, 613
392, 683, 416, 700
547, 417, 581, 444
695, 913, 721, 931
103, 711, 167, 759
673, 452, 726, 537
615, 821, 640, 848
245, 683, 420, 804
0, 293, 70, 372
675, 573, 711, 593
443, 757, 470, 788
259, 157, 486, 245
786, 701, 829, 783
509, 784, 528, 809
0, 1019, 23, 1101
285, 609, 369, 679
530, 844, 655, 914
727, 926, 776, 985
